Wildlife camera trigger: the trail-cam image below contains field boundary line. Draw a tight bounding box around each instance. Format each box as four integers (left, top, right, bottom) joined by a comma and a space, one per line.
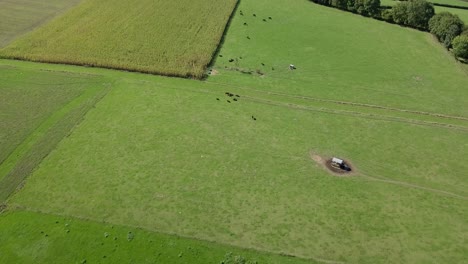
3, 207, 343, 264
204, 0, 242, 77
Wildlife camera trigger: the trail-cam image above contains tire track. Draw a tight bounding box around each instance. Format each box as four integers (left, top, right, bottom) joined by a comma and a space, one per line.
205, 80, 468, 122
358, 173, 468, 200
127, 79, 468, 131
240, 95, 468, 132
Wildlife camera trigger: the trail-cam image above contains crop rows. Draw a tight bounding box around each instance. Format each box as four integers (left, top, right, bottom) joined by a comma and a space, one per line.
0, 0, 238, 78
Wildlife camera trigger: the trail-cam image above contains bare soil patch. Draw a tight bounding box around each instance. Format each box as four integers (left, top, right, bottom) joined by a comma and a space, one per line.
310, 152, 356, 177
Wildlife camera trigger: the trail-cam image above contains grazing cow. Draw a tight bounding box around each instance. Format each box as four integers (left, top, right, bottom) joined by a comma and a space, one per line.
244, 22, 247, 26
235, 94, 240, 97
253, 14, 256, 17
229, 59, 234, 62
247, 36, 250, 40
263, 19, 267, 22
219, 54, 223, 57
261, 63, 265, 66
227, 100, 231, 103
216, 98, 220, 101
269, 17, 272, 19
233, 98, 238, 101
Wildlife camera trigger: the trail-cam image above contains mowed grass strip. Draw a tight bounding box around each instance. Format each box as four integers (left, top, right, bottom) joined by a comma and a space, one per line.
0, 67, 111, 202
0, 0, 238, 78
0, 0, 81, 48
0, 67, 95, 172
0, 210, 313, 264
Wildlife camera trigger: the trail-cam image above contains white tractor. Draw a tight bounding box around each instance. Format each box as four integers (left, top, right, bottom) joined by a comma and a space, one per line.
331, 157, 351, 172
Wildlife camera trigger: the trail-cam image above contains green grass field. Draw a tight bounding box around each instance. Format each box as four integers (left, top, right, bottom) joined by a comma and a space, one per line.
0, 0, 238, 78
213, 0, 468, 117
435, 6, 468, 23
0, 66, 85, 167
4, 1, 468, 259
8, 71, 467, 262
0, 211, 312, 264
0, 0, 81, 48
0, 66, 110, 202
1, 0, 468, 263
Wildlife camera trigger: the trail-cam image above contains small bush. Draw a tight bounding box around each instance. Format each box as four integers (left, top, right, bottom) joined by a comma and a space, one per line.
381, 9, 394, 22
452, 35, 468, 60
429, 12, 464, 48
392, 0, 435, 30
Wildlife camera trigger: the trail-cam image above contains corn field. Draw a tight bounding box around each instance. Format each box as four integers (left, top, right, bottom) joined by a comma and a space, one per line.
0, 0, 238, 78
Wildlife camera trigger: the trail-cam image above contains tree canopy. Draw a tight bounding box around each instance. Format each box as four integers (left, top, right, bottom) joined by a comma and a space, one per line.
452, 35, 468, 60
392, 0, 435, 30
429, 12, 465, 48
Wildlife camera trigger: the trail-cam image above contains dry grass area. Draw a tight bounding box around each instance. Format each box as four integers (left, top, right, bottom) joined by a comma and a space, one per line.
0, 0, 238, 78
0, 0, 81, 48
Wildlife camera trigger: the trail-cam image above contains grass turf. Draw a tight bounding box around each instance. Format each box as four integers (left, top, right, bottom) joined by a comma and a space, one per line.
0, 210, 313, 264
0, 0, 81, 48
5, 59, 467, 263
0, 0, 238, 78
212, 0, 468, 117
0, 66, 101, 177
0, 66, 111, 202
2, 0, 468, 262
434, 6, 468, 23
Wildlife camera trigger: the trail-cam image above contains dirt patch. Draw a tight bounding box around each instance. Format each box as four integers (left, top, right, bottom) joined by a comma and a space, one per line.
209, 69, 219, 76
310, 152, 356, 177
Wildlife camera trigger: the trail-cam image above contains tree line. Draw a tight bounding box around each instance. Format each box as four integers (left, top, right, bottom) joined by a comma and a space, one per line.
310, 0, 468, 60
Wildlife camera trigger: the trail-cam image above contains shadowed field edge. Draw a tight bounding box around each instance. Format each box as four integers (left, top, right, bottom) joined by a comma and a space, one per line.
203, 0, 242, 79
0, 83, 112, 203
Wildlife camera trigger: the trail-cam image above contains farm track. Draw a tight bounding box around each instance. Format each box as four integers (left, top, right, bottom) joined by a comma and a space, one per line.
240, 95, 468, 132
358, 173, 468, 200
206, 80, 468, 122
128, 79, 468, 131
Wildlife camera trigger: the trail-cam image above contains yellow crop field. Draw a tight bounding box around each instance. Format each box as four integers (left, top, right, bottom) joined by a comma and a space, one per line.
0, 0, 238, 78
